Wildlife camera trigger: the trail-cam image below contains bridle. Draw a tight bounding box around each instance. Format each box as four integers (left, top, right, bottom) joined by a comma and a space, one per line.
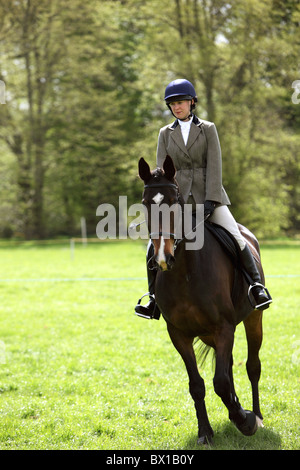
143, 180, 209, 249
144, 183, 178, 190
143, 181, 181, 241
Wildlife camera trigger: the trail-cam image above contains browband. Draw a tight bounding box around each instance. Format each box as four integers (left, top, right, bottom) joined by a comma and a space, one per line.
144, 183, 178, 189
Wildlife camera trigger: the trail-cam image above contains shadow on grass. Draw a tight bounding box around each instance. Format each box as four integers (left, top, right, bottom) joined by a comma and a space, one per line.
184, 421, 282, 450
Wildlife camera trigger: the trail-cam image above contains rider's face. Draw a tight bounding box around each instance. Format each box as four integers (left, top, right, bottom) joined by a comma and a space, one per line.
169, 99, 193, 120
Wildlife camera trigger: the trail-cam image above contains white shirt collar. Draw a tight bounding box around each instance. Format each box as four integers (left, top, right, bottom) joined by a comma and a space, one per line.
178, 116, 193, 128
178, 116, 193, 145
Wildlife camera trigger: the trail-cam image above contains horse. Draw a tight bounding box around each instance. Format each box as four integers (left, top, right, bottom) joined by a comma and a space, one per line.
138, 155, 266, 445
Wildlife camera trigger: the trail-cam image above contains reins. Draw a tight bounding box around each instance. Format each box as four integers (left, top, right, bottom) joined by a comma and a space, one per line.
174, 213, 210, 250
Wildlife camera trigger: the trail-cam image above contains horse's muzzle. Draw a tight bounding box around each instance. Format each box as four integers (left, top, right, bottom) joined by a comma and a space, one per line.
157, 253, 176, 271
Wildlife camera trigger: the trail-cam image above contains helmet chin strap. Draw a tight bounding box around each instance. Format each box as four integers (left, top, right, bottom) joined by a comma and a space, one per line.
178, 112, 193, 121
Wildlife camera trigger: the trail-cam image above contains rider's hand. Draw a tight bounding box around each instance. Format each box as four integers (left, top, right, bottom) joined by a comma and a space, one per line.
204, 200, 216, 219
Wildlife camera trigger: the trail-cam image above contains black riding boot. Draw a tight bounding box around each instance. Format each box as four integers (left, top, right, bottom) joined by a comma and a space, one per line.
135, 243, 160, 320
239, 244, 272, 310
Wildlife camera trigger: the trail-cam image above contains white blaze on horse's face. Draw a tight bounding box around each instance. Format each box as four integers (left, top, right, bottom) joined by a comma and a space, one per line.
152, 192, 164, 205
152, 193, 167, 269
151, 190, 175, 271
157, 235, 167, 270
152, 192, 168, 269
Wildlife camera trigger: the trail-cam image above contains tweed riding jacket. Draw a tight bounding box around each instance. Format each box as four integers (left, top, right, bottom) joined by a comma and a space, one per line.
156, 115, 230, 206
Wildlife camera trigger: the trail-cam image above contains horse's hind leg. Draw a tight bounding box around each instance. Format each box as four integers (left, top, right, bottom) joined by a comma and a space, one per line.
243, 309, 264, 426
166, 322, 214, 445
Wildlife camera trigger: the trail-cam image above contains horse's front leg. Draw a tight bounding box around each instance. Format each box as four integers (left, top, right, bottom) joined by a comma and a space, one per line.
167, 322, 214, 445
213, 320, 258, 436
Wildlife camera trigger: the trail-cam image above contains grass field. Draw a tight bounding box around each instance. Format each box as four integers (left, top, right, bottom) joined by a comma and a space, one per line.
0, 239, 299, 450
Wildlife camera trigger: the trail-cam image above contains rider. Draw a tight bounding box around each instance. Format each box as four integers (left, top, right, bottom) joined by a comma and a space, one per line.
135, 78, 272, 319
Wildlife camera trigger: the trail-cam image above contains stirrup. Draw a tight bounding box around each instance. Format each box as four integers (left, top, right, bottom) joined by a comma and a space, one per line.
135, 293, 160, 320
247, 282, 272, 310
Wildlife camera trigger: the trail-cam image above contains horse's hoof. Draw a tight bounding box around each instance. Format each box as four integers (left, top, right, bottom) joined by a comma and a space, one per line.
197, 435, 213, 446
233, 410, 258, 436
256, 416, 264, 428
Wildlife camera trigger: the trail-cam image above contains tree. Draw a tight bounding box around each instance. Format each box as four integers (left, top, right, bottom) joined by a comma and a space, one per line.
0, 0, 69, 238
0, 0, 146, 238
0, 0, 299, 239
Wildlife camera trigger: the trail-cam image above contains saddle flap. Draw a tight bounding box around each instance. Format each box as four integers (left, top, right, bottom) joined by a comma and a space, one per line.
205, 221, 241, 264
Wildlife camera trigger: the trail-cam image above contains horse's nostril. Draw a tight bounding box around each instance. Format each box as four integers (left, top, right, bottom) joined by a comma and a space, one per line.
166, 254, 176, 269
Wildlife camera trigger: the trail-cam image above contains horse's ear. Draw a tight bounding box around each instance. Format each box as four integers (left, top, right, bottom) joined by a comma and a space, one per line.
163, 155, 176, 181
138, 157, 151, 182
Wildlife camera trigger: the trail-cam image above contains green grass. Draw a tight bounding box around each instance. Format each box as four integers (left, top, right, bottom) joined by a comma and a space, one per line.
0, 239, 299, 450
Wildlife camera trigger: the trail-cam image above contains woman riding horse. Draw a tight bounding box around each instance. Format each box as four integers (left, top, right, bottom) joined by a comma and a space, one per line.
135, 78, 272, 319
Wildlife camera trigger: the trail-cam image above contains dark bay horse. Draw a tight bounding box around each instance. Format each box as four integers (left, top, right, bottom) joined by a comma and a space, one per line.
138, 155, 265, 445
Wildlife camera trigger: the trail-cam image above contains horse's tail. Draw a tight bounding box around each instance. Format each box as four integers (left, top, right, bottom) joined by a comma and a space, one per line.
193, 338, 216, 369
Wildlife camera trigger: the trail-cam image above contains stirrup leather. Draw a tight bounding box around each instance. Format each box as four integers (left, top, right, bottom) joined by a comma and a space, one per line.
247, 282, 272, 310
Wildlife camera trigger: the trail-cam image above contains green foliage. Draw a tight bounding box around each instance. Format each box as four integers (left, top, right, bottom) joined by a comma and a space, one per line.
0, 0, 299, 238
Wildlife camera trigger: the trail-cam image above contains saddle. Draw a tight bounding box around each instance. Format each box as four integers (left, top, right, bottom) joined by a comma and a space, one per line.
205, 221, 255, 294
205, 221, 241, 262
205, 221, 272, 310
